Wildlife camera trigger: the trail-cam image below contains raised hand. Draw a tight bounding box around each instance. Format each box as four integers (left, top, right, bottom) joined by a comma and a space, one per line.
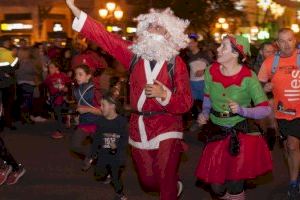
66, 0, 81, 18
66, 0, 75, 8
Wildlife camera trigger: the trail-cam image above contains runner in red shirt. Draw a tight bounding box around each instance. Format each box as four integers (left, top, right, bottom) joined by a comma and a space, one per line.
44, 60, 71, 139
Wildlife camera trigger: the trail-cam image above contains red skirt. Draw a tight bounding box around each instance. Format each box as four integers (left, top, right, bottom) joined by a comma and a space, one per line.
195, 134, 272, 184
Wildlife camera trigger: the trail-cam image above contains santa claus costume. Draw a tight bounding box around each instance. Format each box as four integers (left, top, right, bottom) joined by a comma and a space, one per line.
69, 4, 193, 199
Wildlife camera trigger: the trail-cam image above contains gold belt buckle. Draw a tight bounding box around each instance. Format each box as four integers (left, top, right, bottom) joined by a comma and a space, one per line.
221, 111, 230, 118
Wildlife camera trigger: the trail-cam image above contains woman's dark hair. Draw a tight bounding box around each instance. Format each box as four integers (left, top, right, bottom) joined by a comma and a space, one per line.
230, 43, 249, 66
74, 64, 92, 75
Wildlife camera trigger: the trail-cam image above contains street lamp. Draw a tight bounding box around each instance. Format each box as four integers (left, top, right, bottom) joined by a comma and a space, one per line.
99, 2, 123, 21
99, 9, 109, 18
114, 10, 124, 20
214, 17, 229, 42
106, 2, 116, 12
218, 18, 226, 24
216, 18, 229, 30
291, 24, 300, 33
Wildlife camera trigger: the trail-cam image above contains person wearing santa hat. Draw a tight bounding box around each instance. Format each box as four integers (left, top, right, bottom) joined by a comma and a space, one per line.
71, 41, 108, 90
196, 35, 273, 200
66, 0, 193, 199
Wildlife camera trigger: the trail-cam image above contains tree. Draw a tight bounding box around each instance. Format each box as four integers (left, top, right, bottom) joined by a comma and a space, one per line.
127, 0, 244, 39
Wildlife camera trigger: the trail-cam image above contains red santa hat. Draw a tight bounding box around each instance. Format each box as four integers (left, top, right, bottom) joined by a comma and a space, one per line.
71, 51, 107, 72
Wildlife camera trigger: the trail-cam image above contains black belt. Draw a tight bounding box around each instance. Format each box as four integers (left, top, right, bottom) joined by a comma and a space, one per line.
132, 111, 166, 117
211, 108, 238, 118
204, 119, 260, 156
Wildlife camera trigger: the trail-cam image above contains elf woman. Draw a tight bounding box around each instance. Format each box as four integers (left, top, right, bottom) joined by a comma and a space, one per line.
196, 35, 273, 200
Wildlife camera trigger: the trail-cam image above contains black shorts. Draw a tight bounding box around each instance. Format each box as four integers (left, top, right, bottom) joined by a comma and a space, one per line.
277, 118, 300, 139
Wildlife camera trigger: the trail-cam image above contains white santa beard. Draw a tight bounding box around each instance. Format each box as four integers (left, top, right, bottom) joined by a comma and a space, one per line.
130, 35, 178, 61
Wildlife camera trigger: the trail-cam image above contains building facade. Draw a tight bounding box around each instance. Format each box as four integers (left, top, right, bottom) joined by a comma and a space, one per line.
0, 0, 97, 44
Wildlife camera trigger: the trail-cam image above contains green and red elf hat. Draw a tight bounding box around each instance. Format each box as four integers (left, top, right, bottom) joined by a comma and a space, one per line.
225, 35, 251, 62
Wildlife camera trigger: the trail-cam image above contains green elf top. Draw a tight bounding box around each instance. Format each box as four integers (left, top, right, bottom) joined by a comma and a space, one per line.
204, 35, 268, 127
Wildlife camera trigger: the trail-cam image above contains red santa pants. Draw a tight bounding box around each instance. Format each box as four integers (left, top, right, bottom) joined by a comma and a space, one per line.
131, 139, 183, 200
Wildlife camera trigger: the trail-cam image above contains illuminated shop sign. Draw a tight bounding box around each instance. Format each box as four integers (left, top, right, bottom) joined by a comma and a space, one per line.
106, 26, 121, 32
1, 23, 33, 31
126, 27, 137, 33
53, 23, 63, 32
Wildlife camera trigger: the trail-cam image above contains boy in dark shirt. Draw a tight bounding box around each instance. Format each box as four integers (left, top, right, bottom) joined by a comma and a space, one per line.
83, 92, 128, 200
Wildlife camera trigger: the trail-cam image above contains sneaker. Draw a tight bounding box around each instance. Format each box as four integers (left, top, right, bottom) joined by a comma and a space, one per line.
114, 193, 128, 200
0, 164, 12, 185
102, 174, 112, 184
177, 181, 183, 197
81, 157, 93, 172
51, 131, 64, 139
95, 174, 112, 184
288, 184, 300, 200
31, 116, 47, 123
6, 166, 26, 185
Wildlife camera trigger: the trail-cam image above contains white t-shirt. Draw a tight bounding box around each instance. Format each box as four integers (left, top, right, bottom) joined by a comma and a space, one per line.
189, 59, 207, 81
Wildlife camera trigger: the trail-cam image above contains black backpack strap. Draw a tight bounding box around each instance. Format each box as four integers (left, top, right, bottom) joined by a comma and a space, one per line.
129, 54, 140, 74
167, 56, 176, 92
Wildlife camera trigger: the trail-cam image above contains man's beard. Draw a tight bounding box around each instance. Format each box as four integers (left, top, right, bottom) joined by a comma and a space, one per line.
129, 32, 179, 61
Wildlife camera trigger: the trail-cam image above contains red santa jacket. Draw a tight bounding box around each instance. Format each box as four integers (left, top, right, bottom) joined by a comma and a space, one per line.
72, 12, 193, 150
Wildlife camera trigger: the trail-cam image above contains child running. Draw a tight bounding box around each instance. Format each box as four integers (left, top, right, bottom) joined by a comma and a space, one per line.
44, 60, 71, 139
82, 92, 128, 200
70, 64, 101, 156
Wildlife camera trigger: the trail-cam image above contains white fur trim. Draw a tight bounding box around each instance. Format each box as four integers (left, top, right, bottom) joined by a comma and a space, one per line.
136, 60, 165, 143
129, 131, 183, 150
138, 116, 148, 143
156, 86, 172, 106
137, 91, 147, 112
72, 11, 88, 32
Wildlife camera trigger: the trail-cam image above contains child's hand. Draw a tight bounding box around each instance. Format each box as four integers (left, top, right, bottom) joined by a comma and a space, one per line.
62, 86, 68, 92
77, 106, 89, 114
197, 113, 208, 125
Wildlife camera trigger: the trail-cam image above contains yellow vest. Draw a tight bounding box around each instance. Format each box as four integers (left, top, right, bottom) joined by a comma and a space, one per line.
0, 47, 18, 67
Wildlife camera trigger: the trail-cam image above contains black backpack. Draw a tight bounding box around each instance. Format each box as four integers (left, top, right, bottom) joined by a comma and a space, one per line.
128, 55, 177, 92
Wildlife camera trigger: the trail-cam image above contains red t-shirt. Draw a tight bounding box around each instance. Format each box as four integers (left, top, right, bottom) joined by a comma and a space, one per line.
44, 72, 71, 106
